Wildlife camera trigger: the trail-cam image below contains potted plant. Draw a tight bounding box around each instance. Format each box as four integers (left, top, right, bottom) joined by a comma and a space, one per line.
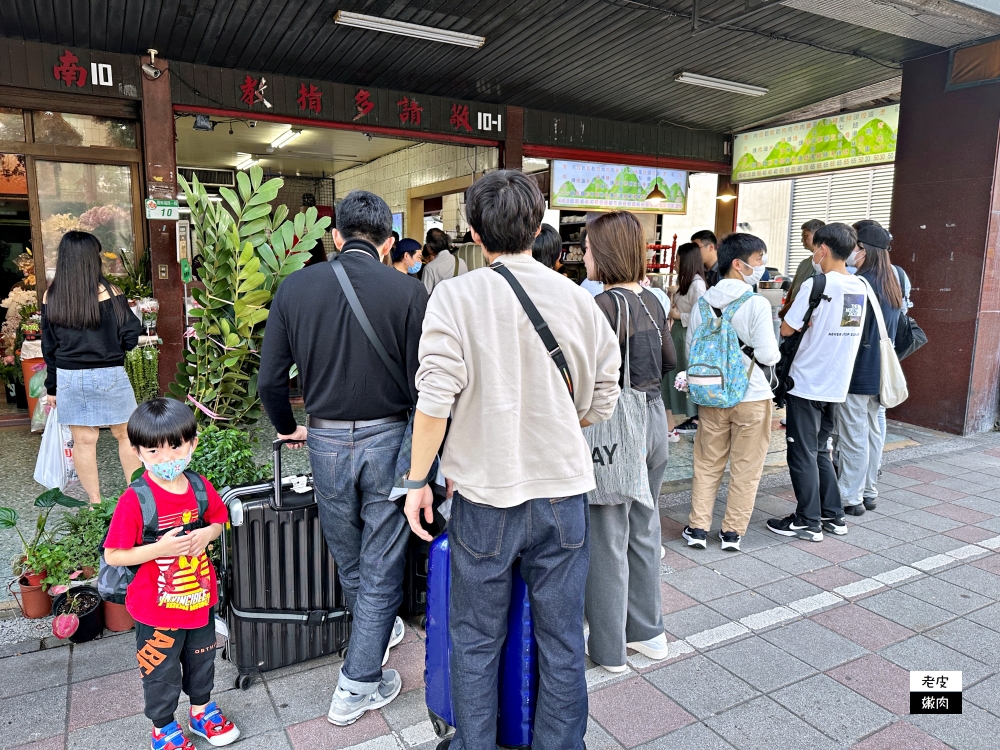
51, 585, 105, 643
1, 488, 87, 618
20, 315, 40, 341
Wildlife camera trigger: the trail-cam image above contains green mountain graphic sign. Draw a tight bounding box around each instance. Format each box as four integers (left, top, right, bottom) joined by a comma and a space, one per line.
550, 161, 688, 213
732, 104, 899, 182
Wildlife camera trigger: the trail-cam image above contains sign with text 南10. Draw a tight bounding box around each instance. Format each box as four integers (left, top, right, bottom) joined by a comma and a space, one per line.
550, 160, 688, 214
731, 104, 900, 182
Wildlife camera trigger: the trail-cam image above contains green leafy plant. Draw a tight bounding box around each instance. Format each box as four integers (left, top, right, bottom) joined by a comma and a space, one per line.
57, 497, 118, 575
125, 346, 159, 402
117, 247, 153, 299
1, 488, 87, 579
189, 424, 271, 490
168, 166, 329, 426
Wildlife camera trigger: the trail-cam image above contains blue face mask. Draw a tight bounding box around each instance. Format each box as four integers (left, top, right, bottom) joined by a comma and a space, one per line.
407, 261, 422, 275
144, 451, 192, 482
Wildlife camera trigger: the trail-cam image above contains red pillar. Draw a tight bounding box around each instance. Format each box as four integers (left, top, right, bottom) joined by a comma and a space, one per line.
890, 50, 1000, 434
140, 55, 183, 397
502, 106, 524, 170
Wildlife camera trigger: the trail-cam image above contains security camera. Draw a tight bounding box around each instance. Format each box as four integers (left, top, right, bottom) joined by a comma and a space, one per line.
248, 121, 257, 128
141, 63, 161, 79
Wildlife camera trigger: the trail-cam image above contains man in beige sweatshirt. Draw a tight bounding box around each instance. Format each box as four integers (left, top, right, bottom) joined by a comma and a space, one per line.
403, 171, 620, 750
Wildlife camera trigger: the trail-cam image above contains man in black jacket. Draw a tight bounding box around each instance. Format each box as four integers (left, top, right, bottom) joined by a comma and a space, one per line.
259, 190, 428, 727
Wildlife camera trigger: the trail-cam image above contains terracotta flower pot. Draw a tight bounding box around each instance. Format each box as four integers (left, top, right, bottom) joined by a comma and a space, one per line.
102, 601, 135, 632
22, 570, 45, 587
10, 575, 54, 619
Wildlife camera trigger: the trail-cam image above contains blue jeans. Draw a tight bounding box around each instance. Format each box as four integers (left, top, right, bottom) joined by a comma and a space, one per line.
307, 422, 408, 692
449, 492, 590, 750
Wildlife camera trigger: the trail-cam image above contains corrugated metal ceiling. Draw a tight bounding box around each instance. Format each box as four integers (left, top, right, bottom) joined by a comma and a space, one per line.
0, 1, 973, 131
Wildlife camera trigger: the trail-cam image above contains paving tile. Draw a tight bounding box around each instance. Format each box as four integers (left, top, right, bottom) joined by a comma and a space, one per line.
880, 543, 950, 566
68, 668, 145, 731
0, 685, 67, 747
704, 590, 779, 621
880, 635, 994, 687
659, 582, 697, 615
876, 472, 922, 489
67, 632, 137, 682
933, 475, 996, 493
660, 566, 746, 602
851, 720, 951, 750
971, 553, 1000, 577
908, 703, 1000, 750
798, 565, 864, 591
704, 637, 815, 692
895, 509, 964, 533
753, 577, 822, 606
956, 470, 1000, 488
218, 730, 292, 750
732, 528, 784, 553
7, 736, 67, 750
664, 538, 735, 565
925, 617, 1000, 667
0, 645, 69, 699
857, 498, 911, 516
912, 534, 968, 554
956, 496, 1000, 516
179, 677, 280, 741
759, 618, 866, 670
841, 553, 903, 578
887, 466, 948, 483
66, 711, 150, 750
924, 502, 991, 524
286, 711, 391, 750
964, 672, 1000, 715
705, 696, 839, 750
384, 639, 425, 694
878, 489, 939, 509
967, 602, 1000, 631
267, 660, 342, 725
635, 720, 736, 749
659, 515, 685, 540
772, 673, 894, 744
838, 526, 898, 553
588, 677, 694, 748
379, 686, 428, 731
705, 556, 788, 588
811, 603, 913, 651
643, 654, 759, 720
908, 484, 970, 503
859, 517, 932, 542
791, 537, 866, 563
857, 590, 953, 632
827, 653, 910, 715
658, 545, 698, 572
584, 719, 626, 750
660, 603, 729, 640
934, 564, 1000, 601
749, 543, 830, 575
898, 576, 992, 615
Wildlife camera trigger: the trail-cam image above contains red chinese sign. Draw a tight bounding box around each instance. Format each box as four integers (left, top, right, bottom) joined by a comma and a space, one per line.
397, 96, 424, 126
449, 104, 472, 133
354, 90, 374, 121
239, 75, 272, 108
53, 50, 88, 88
297, 83, 322, 114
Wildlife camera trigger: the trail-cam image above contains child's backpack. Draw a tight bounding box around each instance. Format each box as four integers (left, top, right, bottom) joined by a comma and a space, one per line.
97, 471, 209, 604
687, 291, 756, 408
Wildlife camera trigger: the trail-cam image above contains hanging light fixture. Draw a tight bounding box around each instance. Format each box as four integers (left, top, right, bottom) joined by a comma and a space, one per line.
717, 184, 737, 202
270, 128, 302, 149
645, 181, 667, 203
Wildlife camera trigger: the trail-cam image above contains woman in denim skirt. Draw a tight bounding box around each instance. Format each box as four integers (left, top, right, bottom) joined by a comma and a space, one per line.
41, 232, 144, 503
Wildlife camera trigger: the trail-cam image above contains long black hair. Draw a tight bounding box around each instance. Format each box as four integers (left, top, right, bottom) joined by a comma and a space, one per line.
858, 241, 903, 309
675, 242, 704, 296
46, 231, 127, 329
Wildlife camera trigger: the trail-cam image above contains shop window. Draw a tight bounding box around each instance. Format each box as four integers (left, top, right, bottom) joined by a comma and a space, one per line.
0, 108, 25, 141
34, 160, 136, 281
32, 112, 136, 149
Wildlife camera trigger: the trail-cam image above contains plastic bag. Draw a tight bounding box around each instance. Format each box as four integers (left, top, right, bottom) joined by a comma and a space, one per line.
30, 394, 49, 433
27, 367, 46, 399
33, 407, 78, 490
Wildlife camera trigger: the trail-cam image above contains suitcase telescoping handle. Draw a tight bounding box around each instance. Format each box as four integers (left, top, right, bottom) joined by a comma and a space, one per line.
272, 438, 301, 509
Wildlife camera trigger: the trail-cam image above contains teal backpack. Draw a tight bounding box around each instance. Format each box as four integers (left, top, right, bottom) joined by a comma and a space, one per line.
687, 291, 756, 408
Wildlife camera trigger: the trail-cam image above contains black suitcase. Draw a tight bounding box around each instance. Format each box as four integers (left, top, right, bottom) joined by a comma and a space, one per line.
219, 439, 350, 689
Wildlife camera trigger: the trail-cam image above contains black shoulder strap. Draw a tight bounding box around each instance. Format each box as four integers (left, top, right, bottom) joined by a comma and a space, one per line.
802, 273, 827, 327
491, 263, 574, 397
185, 471, 209, 526
330, 257, 409, 395
131, 476, 160, 545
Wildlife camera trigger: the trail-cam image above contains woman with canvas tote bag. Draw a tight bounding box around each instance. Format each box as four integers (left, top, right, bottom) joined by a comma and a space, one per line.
582, 212, 676, 673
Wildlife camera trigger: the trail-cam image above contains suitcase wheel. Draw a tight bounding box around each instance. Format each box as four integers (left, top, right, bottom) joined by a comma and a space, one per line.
429, 712, 453, 739
235, 674, 254, 691
419, 615, 427, 629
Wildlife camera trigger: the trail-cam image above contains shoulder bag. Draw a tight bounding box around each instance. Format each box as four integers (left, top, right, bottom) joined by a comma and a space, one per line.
892, 267, 927, 361
859, 277, 909, 408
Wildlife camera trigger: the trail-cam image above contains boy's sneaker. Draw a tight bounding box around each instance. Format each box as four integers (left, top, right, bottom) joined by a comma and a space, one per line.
682, 526, 708, 549
766, 514, 823, 542
627, 632, 670, 660
667, 429, 681, 443
382, 616, 405, 666
151, 721, 196, 750
676, 417, 699, 434
188, 702, 240, 747
863, 497, 877, 510
821, 516, 848, 536
328, 669, 402, 726
719, 530, 742, 552
843, 504, 865, 517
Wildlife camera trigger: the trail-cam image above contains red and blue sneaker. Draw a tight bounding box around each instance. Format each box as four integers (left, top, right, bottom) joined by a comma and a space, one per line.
150, 721, 195, 750
189, 701, 241, 747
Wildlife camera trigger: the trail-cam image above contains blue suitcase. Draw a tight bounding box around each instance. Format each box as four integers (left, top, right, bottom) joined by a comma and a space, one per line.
424, 530, 537, 748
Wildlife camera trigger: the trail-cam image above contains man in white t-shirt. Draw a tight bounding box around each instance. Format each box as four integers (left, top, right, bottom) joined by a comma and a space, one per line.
767, 223, 867, 542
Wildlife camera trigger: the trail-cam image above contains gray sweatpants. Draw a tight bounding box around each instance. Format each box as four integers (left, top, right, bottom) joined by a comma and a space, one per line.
835, 393, 883, 507
585, 399, 670, 668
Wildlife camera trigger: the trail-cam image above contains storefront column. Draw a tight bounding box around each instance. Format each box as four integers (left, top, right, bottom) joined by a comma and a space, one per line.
140, 55, 183, 397
502, 106, 523, 170
714, 175, 738, 240
890, 50, 1000, 435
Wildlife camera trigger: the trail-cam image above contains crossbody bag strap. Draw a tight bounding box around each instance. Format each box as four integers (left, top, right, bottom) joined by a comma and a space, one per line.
859, 277, 889, 340
330, 257, 409, 395
609, 290, 632, 392
490, 262, 574, 397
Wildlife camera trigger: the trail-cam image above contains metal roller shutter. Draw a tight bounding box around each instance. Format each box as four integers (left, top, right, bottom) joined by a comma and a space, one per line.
786, 165, 895, 273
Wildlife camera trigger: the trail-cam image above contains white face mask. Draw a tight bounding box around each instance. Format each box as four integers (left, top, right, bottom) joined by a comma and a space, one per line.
739, 261, 766, 285
812, 250, 825, 274
846, 250, 859, 268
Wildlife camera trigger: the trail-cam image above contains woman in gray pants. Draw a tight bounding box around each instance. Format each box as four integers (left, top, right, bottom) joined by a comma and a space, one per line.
583, 212, 676, 672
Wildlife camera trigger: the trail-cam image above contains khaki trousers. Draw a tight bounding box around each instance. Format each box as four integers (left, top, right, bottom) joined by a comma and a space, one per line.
688, 399, 772, 535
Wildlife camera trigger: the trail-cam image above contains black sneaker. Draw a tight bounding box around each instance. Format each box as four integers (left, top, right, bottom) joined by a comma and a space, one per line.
675, 417, 699, 434
821, 516, 848, 535
766, 514, 823, 542
682, 526, 708, 549
719, 530, 741, 552
436, 740, 452, 750
844, 504, 865, 517
863, 497, 877, 510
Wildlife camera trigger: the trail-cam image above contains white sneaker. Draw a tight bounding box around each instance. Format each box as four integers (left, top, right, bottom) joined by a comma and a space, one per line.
627, 633, 670, 661
584, 633, 629, 673
327, 669, 402, 726
661, 545, 666, 559
382, 616, 405, 666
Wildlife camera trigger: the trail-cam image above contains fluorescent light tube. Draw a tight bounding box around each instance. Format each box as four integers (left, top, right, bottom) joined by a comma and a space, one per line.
334, 11, 485, 49
235, 154, 258, 170
270, 129, 302, 149
675, 72, 768, 97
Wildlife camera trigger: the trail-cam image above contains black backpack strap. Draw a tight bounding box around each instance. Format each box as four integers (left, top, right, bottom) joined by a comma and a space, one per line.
185, 471, 210, 528
802, 273, 828, 326
330, 257, 409, 395
131, 475, 161, 545
491, 262, 574, 397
